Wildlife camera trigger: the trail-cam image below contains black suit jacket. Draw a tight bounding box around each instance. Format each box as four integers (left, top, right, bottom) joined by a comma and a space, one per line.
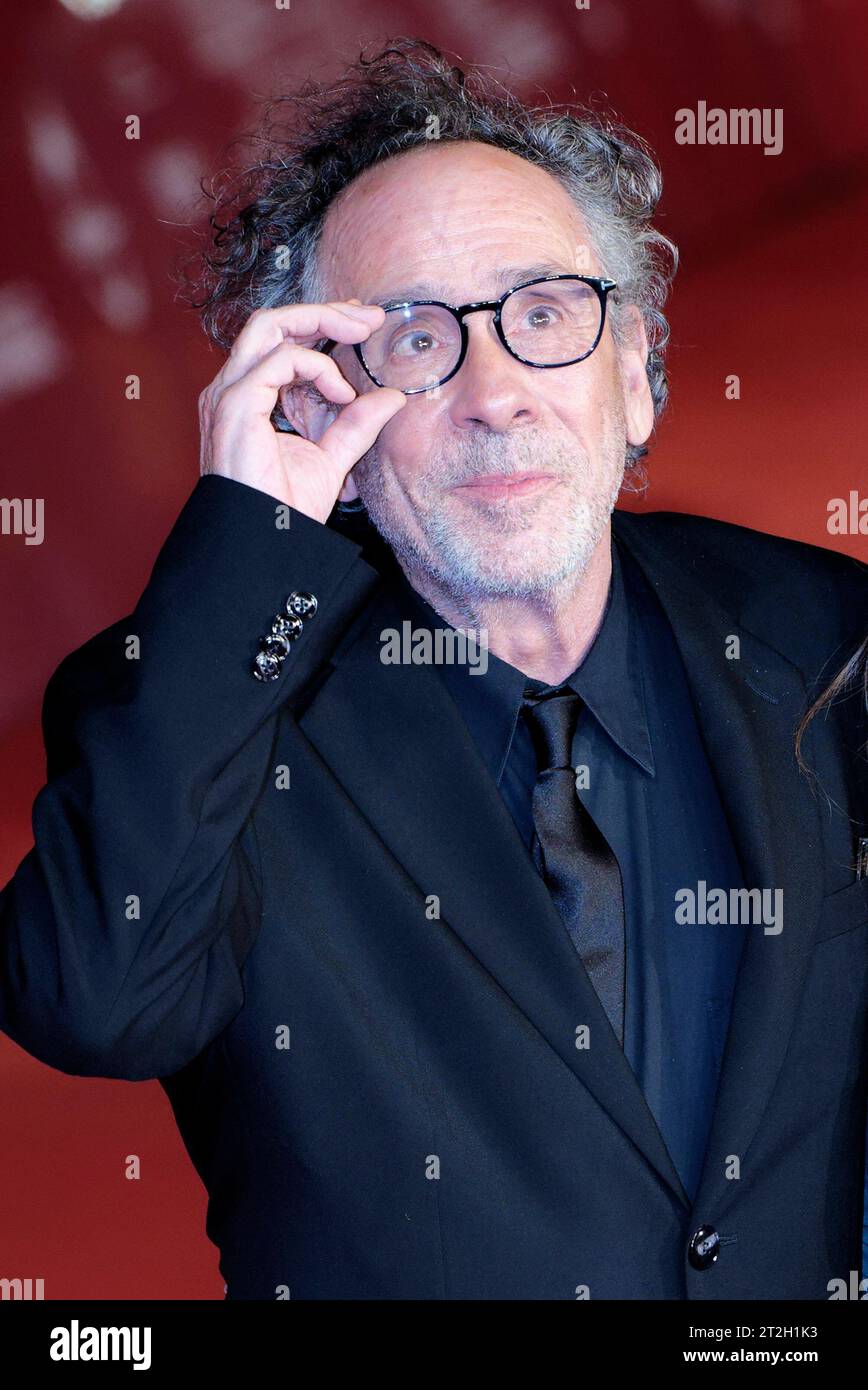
2, 474, 867, 1299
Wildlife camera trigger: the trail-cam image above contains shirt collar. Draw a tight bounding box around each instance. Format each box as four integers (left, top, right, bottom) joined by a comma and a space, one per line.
391, 535, 655, 783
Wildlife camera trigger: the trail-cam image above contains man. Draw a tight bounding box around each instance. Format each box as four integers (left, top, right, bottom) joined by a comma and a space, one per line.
2, 40, 867, 1300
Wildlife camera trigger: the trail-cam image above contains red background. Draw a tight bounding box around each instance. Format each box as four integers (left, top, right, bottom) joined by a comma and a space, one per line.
1, 0, 867, 1298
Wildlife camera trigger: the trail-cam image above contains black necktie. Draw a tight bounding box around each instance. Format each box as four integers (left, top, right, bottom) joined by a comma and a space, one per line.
522, 684, 626, 1045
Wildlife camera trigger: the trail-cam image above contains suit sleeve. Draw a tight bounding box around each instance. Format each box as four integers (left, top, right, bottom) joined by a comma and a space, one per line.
0, 474, 381, 1080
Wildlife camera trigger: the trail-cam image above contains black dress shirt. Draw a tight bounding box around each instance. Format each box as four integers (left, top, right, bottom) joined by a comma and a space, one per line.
393, 535, 748, 1201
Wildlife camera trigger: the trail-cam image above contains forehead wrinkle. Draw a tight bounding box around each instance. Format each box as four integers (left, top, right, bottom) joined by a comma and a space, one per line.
376, 261, 583, 308
317, 147, 598, 303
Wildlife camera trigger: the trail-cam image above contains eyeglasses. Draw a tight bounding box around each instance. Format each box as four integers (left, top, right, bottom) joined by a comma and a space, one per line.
325, 274, 618, 395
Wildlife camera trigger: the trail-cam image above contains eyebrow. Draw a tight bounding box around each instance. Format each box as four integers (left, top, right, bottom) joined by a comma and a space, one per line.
378, 262, 576, 308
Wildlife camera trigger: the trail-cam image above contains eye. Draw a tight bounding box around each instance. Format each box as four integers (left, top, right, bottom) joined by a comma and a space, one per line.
389, 327, 441, 358
521, 303, 562, 330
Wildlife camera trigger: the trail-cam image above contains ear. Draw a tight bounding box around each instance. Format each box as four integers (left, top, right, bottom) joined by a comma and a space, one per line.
277, 384, 362, 503
617, 305, 655, 446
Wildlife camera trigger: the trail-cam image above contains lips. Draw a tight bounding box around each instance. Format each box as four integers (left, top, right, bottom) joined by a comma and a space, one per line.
452, 473, 559, 498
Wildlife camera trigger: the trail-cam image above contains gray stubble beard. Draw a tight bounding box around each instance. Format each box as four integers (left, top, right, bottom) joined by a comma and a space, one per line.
351, 411, 627, 607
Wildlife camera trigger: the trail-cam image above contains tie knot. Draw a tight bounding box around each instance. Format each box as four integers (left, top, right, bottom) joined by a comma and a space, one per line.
521, 683, 581, 771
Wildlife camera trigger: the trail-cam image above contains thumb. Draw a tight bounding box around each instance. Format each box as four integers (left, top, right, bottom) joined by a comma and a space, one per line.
317, 388, 406, 478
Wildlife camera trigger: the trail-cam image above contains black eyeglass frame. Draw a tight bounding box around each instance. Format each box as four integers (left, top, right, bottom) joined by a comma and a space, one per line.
323, 274, 619, 396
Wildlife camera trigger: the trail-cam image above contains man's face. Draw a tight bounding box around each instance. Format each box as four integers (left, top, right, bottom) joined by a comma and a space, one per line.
314, 140, 653, 600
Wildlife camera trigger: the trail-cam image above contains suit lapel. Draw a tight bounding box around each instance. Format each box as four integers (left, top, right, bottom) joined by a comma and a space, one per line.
612, 512, 825, 1215
294, 574, 690, 1209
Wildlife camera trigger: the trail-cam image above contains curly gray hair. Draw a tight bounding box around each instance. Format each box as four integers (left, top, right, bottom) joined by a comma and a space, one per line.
182, 37, 678, 477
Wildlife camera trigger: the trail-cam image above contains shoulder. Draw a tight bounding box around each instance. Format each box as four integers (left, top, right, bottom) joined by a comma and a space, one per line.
613, 507, 863, 587
612, 507, 868, 670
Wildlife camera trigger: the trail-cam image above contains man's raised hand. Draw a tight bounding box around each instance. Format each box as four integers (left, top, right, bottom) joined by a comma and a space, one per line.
198, 300, 406, 523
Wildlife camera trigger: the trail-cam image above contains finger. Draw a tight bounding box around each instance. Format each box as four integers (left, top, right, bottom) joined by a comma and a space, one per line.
217, 342, 358, 421
222, 302, 385, 386
315, 388, 407, 477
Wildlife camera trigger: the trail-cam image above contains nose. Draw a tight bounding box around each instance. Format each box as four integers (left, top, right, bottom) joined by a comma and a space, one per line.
446, 311, 541, 433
